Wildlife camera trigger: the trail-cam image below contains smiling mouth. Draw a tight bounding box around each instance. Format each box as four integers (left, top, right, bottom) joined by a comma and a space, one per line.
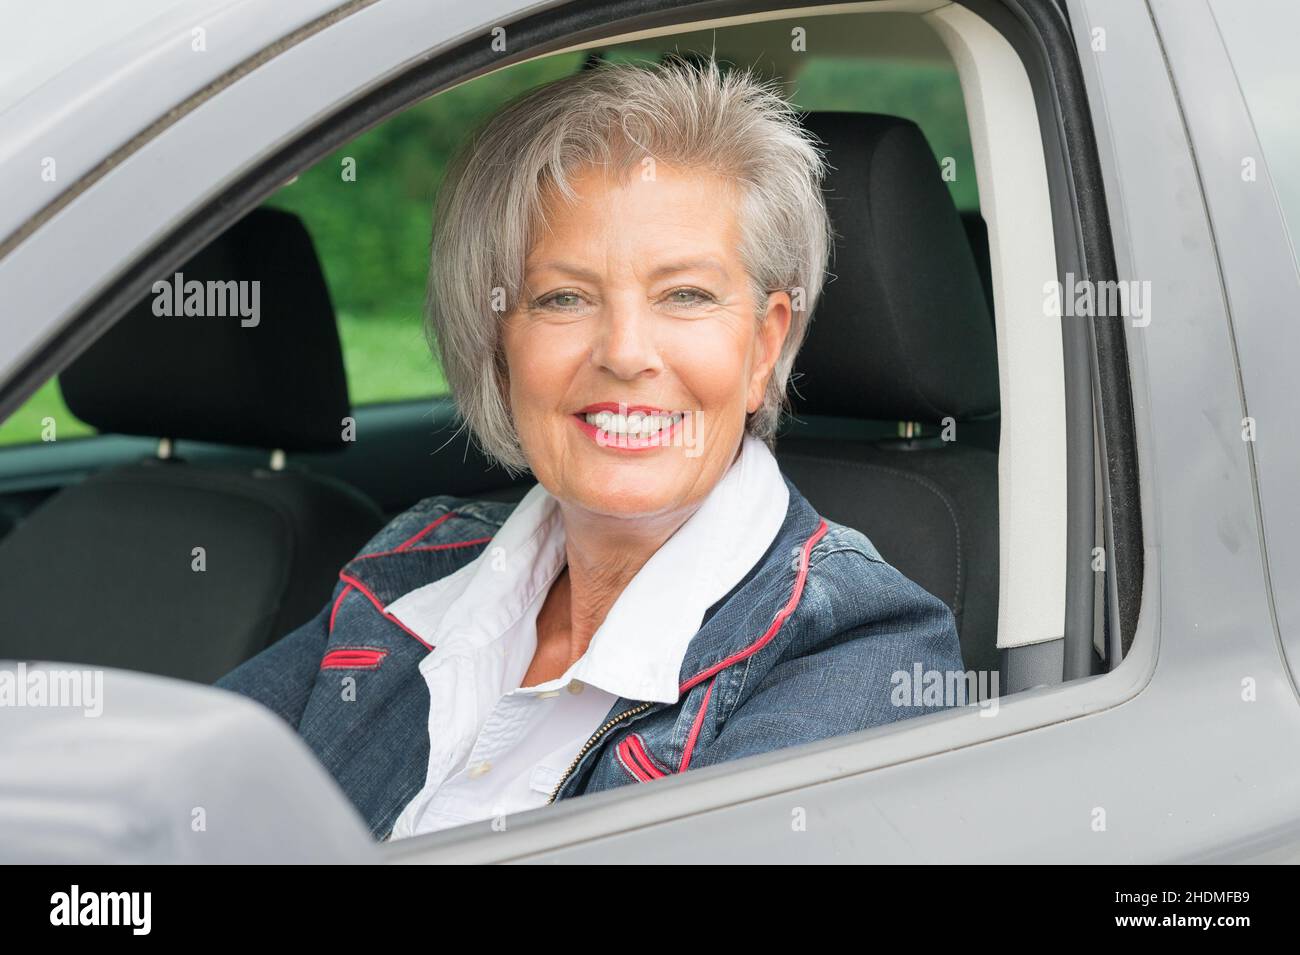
580, 409, 683, 437
572, 404, 687, 450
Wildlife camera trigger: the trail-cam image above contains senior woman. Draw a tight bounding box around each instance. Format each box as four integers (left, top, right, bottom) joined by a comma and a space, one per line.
217, 57, 964, 841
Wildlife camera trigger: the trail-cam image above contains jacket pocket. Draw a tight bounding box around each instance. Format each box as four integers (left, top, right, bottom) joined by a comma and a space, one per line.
320, 647, 389, 670
615, 732, 672, 782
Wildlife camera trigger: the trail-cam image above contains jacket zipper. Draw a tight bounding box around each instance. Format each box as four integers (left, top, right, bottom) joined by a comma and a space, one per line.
547, 701, 656, 804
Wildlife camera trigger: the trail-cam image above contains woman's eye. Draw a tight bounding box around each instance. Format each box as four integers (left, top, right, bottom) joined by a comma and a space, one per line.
663, 287, 715, 307
536, 291, 586, 310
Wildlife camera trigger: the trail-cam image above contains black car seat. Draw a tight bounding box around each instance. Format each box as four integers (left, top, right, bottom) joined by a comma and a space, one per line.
779, 112, 1001, 678
0, 208, 385, 683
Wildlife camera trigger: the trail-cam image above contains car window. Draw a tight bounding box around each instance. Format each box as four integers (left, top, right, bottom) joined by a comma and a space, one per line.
0, 50, 976, 447
0, 56, 585, 447
0, 379, 92, 446
788, 56, 978, 211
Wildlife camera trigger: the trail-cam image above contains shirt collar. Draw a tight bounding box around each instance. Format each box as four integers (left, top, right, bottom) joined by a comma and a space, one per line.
573, 433, 788, 702
386, 433, 789, 705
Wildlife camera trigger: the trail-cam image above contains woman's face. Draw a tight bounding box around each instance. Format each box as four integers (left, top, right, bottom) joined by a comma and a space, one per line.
501, 163, 792, 524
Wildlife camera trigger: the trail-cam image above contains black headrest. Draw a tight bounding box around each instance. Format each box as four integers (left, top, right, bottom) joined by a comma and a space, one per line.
61, 207, 351, 452
793, 112, 998, 423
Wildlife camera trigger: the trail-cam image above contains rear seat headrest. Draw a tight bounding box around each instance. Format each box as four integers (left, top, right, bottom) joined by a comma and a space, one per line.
793, 112, 999, 424
61, 207, 352, 452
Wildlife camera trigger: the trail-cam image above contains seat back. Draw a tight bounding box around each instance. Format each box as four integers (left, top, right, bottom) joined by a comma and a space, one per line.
781, 112, 1001, 677
0, 208, 384, 682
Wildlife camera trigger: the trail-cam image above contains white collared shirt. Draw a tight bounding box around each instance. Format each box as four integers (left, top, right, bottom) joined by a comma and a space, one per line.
386, 433, 789, 839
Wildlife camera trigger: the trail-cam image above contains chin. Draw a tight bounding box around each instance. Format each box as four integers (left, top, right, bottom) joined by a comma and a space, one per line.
570, 463, 687, 520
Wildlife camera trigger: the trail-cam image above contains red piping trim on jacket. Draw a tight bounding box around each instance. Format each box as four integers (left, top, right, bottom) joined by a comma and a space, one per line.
678, 676, 715, 773
626, 733, 668, 779
327, 511, 491, 635
391, 511, 457, 552
352, 511, 490, 562
395, 537, 494, 555
329, 584, 353, 632
337, 571, 433, 650
671, 518, 829, 774
321, 648, 388, 670
678, 519, 828, 695
352, 533, 493, 562
616, 740, 651, 782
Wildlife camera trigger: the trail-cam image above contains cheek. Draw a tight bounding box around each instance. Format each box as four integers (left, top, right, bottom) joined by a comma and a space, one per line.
501, 324, 583, 433
663, 321, 755, 410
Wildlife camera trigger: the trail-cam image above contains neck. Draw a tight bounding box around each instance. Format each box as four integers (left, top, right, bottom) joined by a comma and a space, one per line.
544, 502, 695, 662
532, 439, 745, 676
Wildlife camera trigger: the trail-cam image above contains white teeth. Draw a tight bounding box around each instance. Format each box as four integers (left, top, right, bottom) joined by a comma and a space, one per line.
584, 411, 682, 436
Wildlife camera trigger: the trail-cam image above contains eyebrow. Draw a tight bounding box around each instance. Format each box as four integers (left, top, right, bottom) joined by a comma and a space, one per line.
524, 257, 729, 283
646, 257, 728, 281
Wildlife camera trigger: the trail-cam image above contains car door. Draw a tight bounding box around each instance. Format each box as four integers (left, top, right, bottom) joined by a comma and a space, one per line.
2, 0, 1297, 863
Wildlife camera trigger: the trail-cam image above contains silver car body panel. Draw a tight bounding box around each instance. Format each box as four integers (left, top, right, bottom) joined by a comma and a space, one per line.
0, 666, 378, 863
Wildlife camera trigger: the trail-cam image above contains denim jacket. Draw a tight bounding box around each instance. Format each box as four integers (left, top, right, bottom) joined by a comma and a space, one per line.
216, 474, 964, 841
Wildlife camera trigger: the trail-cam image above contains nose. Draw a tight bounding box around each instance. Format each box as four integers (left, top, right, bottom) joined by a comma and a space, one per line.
589, 296, 662, 381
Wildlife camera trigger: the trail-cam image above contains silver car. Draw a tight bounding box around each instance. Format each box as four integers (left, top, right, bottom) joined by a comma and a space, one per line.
0, 0, 1297, 867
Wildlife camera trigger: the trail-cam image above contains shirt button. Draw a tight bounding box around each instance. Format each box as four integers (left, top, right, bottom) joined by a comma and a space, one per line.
567, 680, 585, 695
468, 760, 492, 778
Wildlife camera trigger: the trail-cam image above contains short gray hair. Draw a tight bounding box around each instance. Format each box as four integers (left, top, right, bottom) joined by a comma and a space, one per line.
425, 56, 832, 473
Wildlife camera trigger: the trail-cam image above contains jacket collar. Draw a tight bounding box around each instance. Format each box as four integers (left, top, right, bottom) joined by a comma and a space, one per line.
673, 474, 826, 693
335, 445, 824, 704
